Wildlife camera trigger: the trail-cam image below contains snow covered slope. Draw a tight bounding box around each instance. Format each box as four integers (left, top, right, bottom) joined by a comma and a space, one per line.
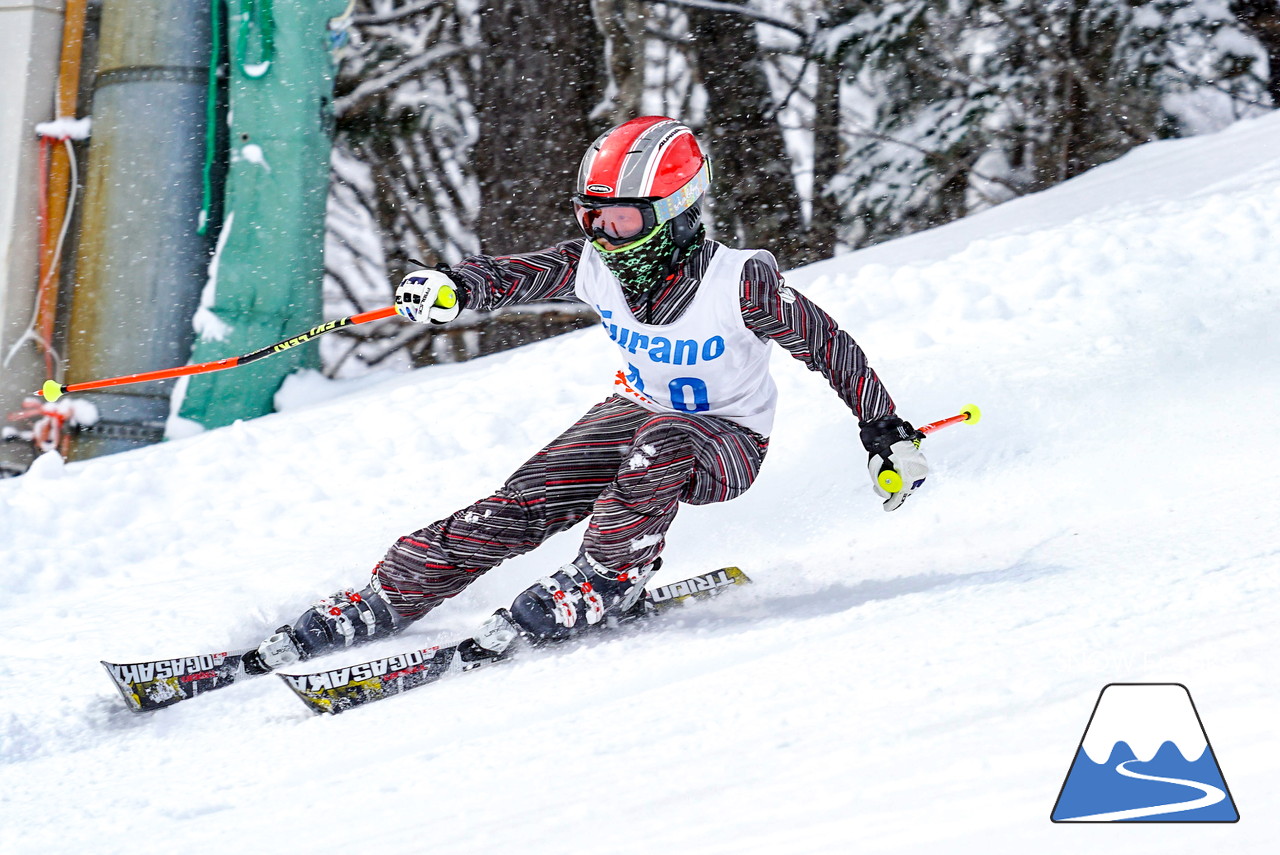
4, 113, 1279, 854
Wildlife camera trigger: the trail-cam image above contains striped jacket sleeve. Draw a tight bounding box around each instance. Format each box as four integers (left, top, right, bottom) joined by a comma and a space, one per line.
448, 239, 588, 311
739, 257, 896, 423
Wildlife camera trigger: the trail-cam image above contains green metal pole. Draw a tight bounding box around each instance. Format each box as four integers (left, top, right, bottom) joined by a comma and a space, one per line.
178, 0, 348, 430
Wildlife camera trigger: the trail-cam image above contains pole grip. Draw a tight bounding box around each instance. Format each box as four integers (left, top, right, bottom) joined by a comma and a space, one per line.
877, 468, 903, 493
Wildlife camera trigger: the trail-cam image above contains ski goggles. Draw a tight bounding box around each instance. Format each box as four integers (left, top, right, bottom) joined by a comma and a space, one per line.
572, 198, 657, 244
572, 159, 711, 244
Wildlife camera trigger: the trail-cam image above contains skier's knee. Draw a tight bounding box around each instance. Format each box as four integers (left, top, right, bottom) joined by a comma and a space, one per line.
377, 487, 546, 619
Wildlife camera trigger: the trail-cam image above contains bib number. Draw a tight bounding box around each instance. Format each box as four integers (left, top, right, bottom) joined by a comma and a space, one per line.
623, 364, 711, 414
669, 376, 710, 413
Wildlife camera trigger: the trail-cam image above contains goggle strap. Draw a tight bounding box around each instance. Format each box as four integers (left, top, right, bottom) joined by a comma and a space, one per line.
651, 159, 710, 224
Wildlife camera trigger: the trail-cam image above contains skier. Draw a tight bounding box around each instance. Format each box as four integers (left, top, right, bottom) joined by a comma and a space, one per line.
242, 116, 929, 673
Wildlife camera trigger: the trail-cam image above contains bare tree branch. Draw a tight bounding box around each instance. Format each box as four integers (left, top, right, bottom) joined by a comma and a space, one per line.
638, 0, 809, 40
334, 42, 468, 118
351, 0, 446, 27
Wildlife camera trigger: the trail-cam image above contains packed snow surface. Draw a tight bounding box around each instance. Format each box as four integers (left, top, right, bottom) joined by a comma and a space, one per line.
4, 114, 1280, 853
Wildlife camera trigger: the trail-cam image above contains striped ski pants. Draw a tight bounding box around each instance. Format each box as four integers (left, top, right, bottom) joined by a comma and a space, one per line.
376, 395, 769, 620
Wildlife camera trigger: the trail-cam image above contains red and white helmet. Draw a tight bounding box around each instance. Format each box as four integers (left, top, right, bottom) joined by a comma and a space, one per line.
573, 117, 710, 245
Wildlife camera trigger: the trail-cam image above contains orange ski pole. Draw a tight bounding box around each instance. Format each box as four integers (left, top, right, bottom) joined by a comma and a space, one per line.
877, 404, 981, 493
36, 305, 401, 403
917, 403, 982, 436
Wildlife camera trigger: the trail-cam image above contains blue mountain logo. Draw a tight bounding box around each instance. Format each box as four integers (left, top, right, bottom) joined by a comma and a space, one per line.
1051, 683, 1239, 822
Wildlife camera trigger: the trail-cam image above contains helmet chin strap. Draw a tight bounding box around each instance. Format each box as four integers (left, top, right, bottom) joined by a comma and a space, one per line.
667, 222, 704, 275
649, 224, 704, 294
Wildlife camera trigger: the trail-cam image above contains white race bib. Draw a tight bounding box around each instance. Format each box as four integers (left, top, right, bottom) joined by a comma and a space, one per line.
574, 242, 778, 436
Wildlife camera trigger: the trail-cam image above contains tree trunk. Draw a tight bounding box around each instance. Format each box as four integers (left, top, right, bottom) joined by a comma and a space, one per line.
686, 8, 806, 266
591, 0, 647, 123
472, 0, 608, 255
804, 55, 841, 261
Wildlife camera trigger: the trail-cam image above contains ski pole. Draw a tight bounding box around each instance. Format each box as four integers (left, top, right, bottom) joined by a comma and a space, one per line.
877, 404, 981, 494
35, 304, 412, 403
916, 403, 982, 436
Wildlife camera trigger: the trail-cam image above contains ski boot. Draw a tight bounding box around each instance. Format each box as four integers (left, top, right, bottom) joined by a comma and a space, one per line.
471, 552, 662, 657
242, 577, 409, 674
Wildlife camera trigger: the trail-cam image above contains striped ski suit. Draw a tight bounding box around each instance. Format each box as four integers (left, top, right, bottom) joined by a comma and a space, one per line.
376, 238, 896, 620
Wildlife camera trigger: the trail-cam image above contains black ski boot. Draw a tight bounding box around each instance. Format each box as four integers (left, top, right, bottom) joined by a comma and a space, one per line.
242, 577, 409, 674
496, 552, 662, 647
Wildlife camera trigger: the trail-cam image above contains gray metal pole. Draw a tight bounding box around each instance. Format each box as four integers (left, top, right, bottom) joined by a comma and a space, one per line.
65, 0, 212, 459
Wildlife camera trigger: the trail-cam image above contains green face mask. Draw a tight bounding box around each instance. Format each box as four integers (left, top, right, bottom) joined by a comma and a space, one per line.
595, 221, 680, 295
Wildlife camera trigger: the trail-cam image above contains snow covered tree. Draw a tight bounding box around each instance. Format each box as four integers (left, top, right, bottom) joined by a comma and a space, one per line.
322, 1, 481, 373
330, 1, 478, 282
593, 0, 649, 123
830, 0, 1268, 248
323, 0, 606, 373
321, 0, 1272, 377
824, 2, 990, 248
1229, 0, 1280, 105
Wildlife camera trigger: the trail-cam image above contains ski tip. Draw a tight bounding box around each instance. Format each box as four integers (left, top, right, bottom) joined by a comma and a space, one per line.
100, 660, 148, 714
276, 671, 340, 716
648, 567, 751, 611
100, 652, 243, 714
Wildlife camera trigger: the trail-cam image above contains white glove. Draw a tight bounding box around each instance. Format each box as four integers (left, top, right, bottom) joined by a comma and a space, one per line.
394, 268, 462, 324
860, 417, 929, 512
868, 440, 929, 512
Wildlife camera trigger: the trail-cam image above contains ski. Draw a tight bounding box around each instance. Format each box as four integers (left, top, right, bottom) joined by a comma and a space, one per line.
279, 566, 751, 716
100, 567, 749, 715
101, 651, 248, 713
